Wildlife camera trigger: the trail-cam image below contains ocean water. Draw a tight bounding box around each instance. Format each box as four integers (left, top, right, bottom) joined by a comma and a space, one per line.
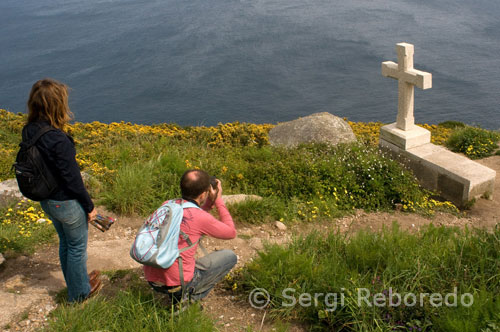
1, 0, 499, 128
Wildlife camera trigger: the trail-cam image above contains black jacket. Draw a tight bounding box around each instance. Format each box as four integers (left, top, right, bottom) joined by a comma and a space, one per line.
22, 121, 94, 214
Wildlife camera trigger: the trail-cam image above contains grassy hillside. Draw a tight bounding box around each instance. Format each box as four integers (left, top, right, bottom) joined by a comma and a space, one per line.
0, 109, 463, 221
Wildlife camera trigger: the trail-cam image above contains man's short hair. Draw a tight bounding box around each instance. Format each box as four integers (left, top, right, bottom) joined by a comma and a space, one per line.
180, 169, 211, 200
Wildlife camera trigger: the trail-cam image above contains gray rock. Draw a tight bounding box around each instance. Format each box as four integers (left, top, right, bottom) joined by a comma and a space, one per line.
274, 221, 287, 231
269, 112, 357, 147
0, 253, 5, 266
222, 194, 262, 206
0, 179, 23, 208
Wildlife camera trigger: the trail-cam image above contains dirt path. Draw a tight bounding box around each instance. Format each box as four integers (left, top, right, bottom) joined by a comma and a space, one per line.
1, 156, 498, 332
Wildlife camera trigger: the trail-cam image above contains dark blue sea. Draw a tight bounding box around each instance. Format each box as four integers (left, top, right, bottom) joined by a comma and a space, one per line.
1, 0, 499, 129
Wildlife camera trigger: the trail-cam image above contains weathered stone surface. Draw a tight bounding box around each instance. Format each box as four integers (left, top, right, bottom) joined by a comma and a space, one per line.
274, 221, 287, 231
380, 123, 430, 150
222, 194, 262, 206
382, 43, 432, 131
380, 140, 496, 207
0, 179, 23, 208
269, 112, 357, 147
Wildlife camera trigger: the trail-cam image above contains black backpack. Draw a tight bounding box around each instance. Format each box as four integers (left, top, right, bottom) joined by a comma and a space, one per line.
13, 125, 60, 201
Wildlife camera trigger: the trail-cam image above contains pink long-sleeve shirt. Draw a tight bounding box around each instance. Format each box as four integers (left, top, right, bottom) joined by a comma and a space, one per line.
143, 197, 236, 286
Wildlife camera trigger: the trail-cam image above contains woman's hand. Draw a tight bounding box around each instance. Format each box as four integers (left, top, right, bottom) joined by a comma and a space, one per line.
88, 208, 98, 222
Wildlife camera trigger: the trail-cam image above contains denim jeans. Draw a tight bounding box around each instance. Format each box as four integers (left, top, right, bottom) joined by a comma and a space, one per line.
41, 199, 90, 302
150, 249, 237, 303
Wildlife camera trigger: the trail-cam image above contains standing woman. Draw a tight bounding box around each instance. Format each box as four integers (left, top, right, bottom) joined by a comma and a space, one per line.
23, 78, 101, 302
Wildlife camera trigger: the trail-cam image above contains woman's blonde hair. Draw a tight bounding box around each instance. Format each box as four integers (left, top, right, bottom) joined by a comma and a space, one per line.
27, 78, 74, 129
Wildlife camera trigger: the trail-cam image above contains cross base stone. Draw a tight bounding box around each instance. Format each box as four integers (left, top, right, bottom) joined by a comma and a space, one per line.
380, 122, 431, 150
380, 140, 496, 208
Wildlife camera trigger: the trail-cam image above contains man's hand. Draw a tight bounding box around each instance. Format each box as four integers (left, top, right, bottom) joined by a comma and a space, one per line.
208, 179, 222, 202
88, 208, 98, 222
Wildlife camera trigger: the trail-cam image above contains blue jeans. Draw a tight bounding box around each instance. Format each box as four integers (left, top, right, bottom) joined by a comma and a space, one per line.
41, 199, 90, 302
150, 249, 237, 302
187, 249, 238, 300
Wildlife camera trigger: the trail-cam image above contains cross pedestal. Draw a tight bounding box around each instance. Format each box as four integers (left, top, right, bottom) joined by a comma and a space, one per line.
380, 43, 432, 150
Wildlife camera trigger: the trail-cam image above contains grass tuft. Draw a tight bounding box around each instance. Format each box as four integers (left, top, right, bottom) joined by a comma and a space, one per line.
234, 223, 500, 331
45, 270, 216, 332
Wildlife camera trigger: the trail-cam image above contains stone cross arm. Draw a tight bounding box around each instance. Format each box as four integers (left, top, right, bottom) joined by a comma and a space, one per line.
382, 61, 432, 89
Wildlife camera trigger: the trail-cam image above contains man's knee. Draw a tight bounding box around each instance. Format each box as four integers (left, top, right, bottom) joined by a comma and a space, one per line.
217, 249, 237, 267
203, 249, 237, 269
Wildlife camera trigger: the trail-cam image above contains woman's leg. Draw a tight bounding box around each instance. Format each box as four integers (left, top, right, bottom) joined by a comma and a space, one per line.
47, 214, 69, 281
41, 200, 90, 302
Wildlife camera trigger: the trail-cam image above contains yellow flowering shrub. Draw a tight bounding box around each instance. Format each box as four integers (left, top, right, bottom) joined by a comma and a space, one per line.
0, 199, 55, 254
348, 121, 453, 146
401, 196, 459, 216
417, 124, 453, 145
188, 122, 274, 147
348, 121, 384, 145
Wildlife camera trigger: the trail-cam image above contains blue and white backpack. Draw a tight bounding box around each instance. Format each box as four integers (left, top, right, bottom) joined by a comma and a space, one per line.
130, 199, 202, 286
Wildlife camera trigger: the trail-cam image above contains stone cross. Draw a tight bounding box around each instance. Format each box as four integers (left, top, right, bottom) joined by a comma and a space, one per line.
382, 43, 432, 131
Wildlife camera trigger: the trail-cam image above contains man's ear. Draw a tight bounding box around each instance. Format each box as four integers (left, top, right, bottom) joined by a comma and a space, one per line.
198, 190, 209, 202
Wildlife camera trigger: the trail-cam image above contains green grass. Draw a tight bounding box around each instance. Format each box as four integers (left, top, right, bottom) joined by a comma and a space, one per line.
45, 292, 215, 332
45, 269, 217, 332
97, 141, 436, 220
234, 223, 500, 331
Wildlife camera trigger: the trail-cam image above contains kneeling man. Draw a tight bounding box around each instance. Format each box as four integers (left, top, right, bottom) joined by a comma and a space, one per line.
144, 169, 237, 303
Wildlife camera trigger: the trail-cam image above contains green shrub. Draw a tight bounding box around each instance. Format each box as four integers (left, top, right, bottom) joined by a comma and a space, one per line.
438, 121, 466, 129
446, 127, 500, 159
235, 224, 500, 331
99, 141, 432, 219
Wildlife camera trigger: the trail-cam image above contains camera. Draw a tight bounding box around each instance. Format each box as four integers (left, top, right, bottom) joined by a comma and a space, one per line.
210, 176, 218, 189
90, 215, 115, 232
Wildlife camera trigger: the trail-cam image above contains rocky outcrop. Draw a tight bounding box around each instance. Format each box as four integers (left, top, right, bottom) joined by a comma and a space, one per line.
222, 194, 262, 205
269, 112, 357, 147
0, 179, 23, 208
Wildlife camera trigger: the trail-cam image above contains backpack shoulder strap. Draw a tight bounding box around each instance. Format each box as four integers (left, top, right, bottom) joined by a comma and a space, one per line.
165, 199, 201, 210
22, 125, 58, 148
177, 199, 209, 256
